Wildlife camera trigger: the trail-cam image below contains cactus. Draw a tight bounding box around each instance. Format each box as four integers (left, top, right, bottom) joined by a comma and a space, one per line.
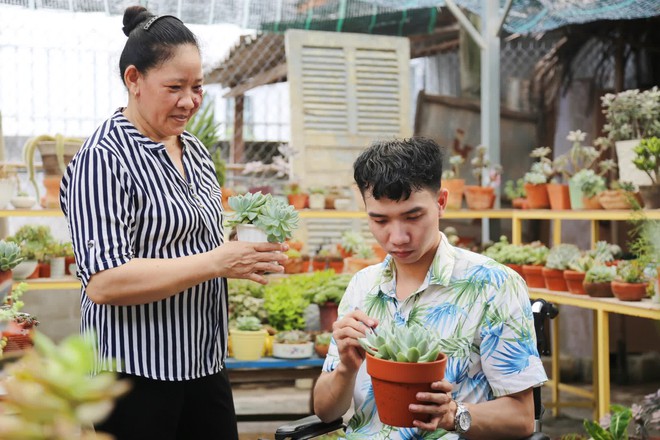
0, 240, 23, 271
358, 322, 441, 363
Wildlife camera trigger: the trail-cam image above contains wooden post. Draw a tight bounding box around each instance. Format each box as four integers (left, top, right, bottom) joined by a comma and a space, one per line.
232, 95, 245, 164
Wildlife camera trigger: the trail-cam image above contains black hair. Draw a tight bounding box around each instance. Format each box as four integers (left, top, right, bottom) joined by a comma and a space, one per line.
118, 6, 199, 86
353, 137, 445, 201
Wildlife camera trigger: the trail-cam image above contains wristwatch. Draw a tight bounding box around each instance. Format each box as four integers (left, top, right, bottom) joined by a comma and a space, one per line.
454, 401, 472, 434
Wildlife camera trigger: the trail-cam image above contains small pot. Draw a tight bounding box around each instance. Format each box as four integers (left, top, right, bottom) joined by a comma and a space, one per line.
505, 263, 524, 278
563, 270, 586, 295
611, 280, 648, 301
442, 178, 465, 210
522, 264, 545, 288
464, 186, 495, 210
272, 341, 314, 359
583, 281, 613, 298
547, 183, 571, 210
524, 183, 550, 209
236, 224, 268, 243
542, 267, 568, 292
639, 185, 660, 209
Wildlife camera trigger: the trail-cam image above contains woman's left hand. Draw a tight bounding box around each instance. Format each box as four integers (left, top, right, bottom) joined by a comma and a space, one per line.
408, 379, 456, 432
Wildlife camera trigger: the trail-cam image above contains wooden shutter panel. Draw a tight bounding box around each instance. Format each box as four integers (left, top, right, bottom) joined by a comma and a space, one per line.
286, 30, 412, 187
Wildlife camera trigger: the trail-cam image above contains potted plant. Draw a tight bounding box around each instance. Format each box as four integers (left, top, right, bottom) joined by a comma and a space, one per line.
338, 230, 365, 258
571, 169, 606, 209
583, 264, 616, 298
521, 242, 550, 288
46, 241, 69, 278
564, 254, 593, 295
227, 191, 300, 243
282, 248, 304, 274
6, 225, 54, 280
0, 240, 22, 297
22, 134, 83, 208
0, 165, 18, 210
599, 181, 644, 210
441, 154, 465, 210
601, 86, 660, 187
10, 190, 37, 210
523, 147, 555, 209
313, 332, 332, 358
263, 275, 311, 331
543, 244, 581, 291
612, 260, 648, 301
632, 136, 660, 208
284, 182, 308, 209
344, 244, 379, 273
310, 273, 351, 332
584, 404, 633, 440
230, 316, 268, 361
272, 329, 313, 359
482, 236, 527, 276
358, 322, 448, 428
503, 178, 527, 209
1, 283, 39, 354
464, 145, 502, 210
308, 186, 326, 210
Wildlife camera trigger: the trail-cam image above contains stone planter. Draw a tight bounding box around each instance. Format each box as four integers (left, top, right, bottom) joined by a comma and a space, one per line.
639, 185, 660, 209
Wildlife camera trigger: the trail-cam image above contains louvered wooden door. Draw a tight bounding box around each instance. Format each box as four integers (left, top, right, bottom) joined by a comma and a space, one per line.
285, 30, 412, 187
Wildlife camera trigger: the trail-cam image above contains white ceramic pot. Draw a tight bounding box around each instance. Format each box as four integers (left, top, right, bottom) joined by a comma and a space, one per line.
308, 193, 325, 210
615, 139, 652, 187
236, 224, 268, 243
272, 341, 314, 359
12, 260, 38, 280
10, 195, 37, 209
0, 179, 16, 209
50, 257, 66, 278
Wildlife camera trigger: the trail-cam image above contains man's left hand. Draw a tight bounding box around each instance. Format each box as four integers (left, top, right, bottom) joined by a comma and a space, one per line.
408, 379, 457, 432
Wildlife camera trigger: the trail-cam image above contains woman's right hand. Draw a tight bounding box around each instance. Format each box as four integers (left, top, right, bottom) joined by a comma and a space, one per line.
332, 309, 378, 374
213, 241, 288, 284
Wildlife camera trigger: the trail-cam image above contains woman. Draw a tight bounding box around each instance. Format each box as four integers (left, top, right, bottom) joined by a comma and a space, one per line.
60, 6, 286, 439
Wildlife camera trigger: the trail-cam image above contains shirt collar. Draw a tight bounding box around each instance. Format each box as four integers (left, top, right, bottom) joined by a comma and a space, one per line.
377, 232, 456, 299
112, 108, 166, 152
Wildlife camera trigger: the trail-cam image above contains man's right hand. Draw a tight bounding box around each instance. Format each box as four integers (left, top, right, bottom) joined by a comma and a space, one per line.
332, 309, 379, 373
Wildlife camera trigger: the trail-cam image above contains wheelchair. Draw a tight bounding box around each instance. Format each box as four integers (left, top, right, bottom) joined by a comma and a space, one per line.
271, 298, 558, 440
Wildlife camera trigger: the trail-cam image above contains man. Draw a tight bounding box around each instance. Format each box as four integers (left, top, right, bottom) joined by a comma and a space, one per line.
313, 137, 547, 439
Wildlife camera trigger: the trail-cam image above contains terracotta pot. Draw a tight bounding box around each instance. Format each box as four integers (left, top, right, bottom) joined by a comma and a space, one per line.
639, 185, 660, 209
522, 264, 545, 288
312, 257, 327, 271
366, 352, 447, 428
318, 302, 339, 332
464, 186, 495, 210
345, 257, 379, 273
505, 263, 524, 278
221, 187, 235, 210
287, 193, 308, 209
283, 258, 304, 274
64, 256, 76, 275
598, 189, 644, 210
442, 178, 465, 210
314, 343, 329, 358
41, 175, 63, 209
611, 280, 648, 301
563, 270, 586, 295
542, 267, 568, 291
327, 257, 344, 274
547, 183, 571, 210
38, 262, 51, 278
583, 281, 614, 298
582, 195, 602, 210
337, 245, 353, 259
512, 197, 528, 209
524, 183, 550, 209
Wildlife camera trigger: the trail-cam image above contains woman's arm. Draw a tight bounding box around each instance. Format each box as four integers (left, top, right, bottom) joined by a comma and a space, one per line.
86, 240, 287, 305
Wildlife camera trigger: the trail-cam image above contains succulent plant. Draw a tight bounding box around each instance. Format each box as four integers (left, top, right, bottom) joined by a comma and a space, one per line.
0, 240, 23, 271
568, 254, 594, 273
588, 241, 622, 264
355, 244, 375, 259
227, 192, 300, 243
358, 322, 441, 363
521, 241, 550, 266
314, 332, 332, 346
616, 260, 647, 284
545, 244, 581, 270
227, 191, 270, 226
483, 236, 527, 265
275, 330, 311, 344
584, 264, 617, 284
340, 231, 366, 255
235, 316, 263, 332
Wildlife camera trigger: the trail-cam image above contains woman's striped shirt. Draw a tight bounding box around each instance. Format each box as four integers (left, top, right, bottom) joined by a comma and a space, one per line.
60, 109, 227, 381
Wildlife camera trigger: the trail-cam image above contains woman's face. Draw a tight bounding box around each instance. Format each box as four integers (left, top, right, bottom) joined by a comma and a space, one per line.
132, 43, 203, 142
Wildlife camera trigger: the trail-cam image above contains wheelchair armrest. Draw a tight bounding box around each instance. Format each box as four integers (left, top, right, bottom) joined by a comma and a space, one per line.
274, 415, 344, 440
521, 433, 550, 440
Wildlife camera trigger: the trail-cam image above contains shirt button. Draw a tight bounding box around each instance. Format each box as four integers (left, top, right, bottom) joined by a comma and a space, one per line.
87, 240, 95, 249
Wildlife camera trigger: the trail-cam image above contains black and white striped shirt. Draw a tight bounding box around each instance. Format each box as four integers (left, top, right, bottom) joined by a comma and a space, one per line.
60, 109, 227, 381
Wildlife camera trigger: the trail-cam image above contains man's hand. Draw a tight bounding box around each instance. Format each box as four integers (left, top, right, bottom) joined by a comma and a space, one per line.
408, 379, 457, 432
332, 309, 378, 374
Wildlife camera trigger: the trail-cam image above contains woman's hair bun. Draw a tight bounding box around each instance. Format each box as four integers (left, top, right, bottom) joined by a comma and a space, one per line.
122, 6, 152, 37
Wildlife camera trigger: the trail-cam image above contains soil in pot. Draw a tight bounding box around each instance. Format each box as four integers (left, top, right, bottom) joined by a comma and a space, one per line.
366, 352, 447, 428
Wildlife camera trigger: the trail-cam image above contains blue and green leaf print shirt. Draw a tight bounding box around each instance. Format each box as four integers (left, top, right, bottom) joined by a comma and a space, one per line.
322, 232, 548, 439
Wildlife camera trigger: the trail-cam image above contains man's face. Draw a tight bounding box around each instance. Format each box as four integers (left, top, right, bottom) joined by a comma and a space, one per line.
363, 187, 447, 268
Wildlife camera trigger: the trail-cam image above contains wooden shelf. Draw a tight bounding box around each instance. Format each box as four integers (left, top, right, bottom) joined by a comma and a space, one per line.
13, 278, 80, 290
0, 208, 64, 217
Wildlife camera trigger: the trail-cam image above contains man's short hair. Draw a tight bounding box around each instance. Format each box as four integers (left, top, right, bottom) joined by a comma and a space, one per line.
353, 137, 445, 201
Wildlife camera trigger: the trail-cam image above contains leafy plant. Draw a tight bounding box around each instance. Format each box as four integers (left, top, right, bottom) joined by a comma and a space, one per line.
503, 178, 526, 200
0, 331, 130, 440
568, 254, 594, 273
558, 130, 615, 180
588, 241, 622, 264
601, 86, 660, 142
441, 154, 465, 180
521, 241, 550, 266
483, 236, 527, 265
6, 225, 55, 261
545, 244, 581, 270
572, 169, 607, 198
632, 389, 660, 438
632, 136, 660, 186
186, 100, 226, 186
263, 275, 313, 331
314, 332, 332, 346
358, 322, 442, 363
616, 260, 647, 284
275, 330, 311, 344
583, 404, 633, 440
310, 273, 352, 305
0, 282, 29, 324
0, 240, 23, 271
524, 147, 560, 184
584, 264, 616, 284
235, 316, 263, 332
340, 231, 366, 256
227, 279, 267, 325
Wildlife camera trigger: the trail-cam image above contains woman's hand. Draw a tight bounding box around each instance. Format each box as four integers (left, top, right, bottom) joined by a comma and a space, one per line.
214, 241, 288, 284
332, 309, 378, 374
408, 380, 456, 432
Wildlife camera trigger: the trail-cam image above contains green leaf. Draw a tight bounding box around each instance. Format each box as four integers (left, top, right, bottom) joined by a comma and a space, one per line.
583, 420, 613, 440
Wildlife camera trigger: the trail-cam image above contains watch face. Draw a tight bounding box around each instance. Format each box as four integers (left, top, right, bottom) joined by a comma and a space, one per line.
458, 411, 472, 432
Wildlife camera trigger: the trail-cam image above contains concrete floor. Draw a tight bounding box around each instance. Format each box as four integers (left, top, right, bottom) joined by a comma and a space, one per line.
234, 379, 660, 440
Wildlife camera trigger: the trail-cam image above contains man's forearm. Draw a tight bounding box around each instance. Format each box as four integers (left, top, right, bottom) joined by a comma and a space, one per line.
463, 388, 535, 440
313, 365, 358, 422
